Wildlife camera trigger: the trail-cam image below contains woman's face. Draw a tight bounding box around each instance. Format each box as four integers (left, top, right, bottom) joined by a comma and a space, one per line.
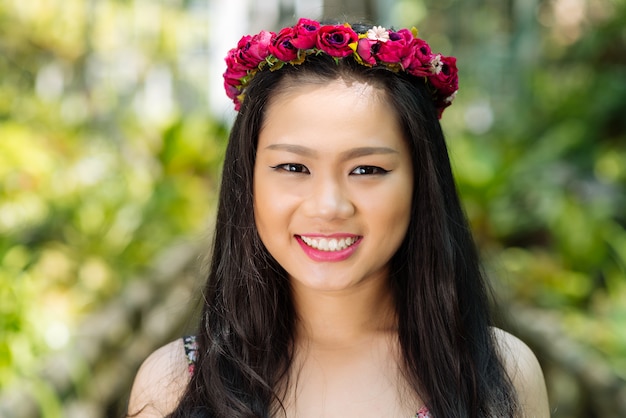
253, 78, 413, 293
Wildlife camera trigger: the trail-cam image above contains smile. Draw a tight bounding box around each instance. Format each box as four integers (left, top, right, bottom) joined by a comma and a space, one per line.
299, 236, 359, 252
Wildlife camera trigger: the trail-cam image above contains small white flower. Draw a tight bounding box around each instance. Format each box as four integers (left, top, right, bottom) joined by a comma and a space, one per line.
430, 54, 443, 74
367, 26, 390, 42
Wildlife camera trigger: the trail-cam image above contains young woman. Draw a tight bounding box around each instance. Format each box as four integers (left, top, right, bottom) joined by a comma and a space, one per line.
127, 19, 549, 418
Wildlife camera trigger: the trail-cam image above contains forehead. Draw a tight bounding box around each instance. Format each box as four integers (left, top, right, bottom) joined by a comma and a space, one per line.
259, 79, 404, 152
268, 74, 387, 112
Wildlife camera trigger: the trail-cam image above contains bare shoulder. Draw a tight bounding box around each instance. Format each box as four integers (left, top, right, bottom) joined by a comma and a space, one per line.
492, 328, 550, 418
127, 339, 190, 417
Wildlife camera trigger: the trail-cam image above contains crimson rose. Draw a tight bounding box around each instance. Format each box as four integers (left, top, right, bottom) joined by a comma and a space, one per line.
270, 27, 298, 62
316, 24, 358, 57
291, 18, 321, 50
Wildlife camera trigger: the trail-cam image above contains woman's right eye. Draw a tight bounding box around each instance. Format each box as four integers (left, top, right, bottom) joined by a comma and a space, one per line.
271, 163, 310, 174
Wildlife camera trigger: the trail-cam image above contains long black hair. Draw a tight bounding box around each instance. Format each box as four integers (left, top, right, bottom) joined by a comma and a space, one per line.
169, 49, 518, 418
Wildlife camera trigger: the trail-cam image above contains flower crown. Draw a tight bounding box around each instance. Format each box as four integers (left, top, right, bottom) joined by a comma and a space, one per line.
223, 19, 459, 118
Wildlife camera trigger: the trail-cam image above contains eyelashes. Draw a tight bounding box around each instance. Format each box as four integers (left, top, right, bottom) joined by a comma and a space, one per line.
350, 166, 390, 175
270, 163, 310, 174
270, 163, 390, 176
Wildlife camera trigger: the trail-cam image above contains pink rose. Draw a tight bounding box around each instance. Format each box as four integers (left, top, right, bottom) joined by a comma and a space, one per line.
316, 24, 358, 57
223, 47, 247, 104
223, 79, 240, 106
233, 30, 274, 70
428, 55, 458, 94
402, 38, 433, 77
355, 38, 378, 65
290, 18, 321, 50
269, 27, 298, 62
223, 68, 242, 85
376, 29, 413, 62
223, 67, 245, 88
225, 47, 246, 73
223, 46, 248, 97
224, 48, 248, 78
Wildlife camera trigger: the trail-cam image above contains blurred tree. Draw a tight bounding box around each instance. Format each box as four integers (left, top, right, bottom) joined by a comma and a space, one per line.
1, 0, 625, 417
0, 1, 224, 416
323, 0, 376, 21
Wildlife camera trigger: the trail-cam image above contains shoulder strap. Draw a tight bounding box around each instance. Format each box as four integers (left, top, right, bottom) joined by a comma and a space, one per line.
182, 335, 198, 375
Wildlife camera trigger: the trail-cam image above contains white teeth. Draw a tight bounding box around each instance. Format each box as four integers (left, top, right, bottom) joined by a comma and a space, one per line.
300, 236, 357, 252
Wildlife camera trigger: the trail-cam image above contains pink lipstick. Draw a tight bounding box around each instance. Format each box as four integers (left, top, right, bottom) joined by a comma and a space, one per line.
295, 234, 361, 262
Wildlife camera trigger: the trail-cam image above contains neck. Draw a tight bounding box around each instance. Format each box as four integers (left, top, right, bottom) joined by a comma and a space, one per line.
291, 275, 397, 347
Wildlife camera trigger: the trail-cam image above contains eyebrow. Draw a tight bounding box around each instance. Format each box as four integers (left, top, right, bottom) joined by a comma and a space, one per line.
264, 144, 399, 160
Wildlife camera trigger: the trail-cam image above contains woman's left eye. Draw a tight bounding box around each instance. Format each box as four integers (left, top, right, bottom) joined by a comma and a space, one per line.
350, 166, 390, 175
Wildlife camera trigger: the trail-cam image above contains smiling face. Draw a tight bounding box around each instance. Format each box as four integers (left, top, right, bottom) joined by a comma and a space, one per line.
253, 78, 413, 294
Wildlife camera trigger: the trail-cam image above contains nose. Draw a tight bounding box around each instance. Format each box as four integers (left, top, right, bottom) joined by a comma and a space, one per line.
302, 175, 355, 220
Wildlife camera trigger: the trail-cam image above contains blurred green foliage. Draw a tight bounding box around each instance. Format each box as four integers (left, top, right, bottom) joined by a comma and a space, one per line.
1, 0, 625, 414
431, 0, 626, 377
0, 0, 225, 398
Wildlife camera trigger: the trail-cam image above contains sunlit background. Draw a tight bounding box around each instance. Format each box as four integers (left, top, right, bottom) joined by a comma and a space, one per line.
1, 0, 624, 417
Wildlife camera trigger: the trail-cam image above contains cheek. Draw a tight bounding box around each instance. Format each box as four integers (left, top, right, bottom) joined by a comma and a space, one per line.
383, 197, 412, 232
368, 178, 413, 237
253, 175, 297, 244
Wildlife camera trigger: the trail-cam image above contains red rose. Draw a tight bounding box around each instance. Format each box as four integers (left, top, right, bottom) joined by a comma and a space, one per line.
428, 55, 458, 95
225, 46, 246, 73
316, 24, 358, 57
269, 27, 298, 62
224, 47, 248, 77
376, 29, 413, 63
402, 38, 433, 77
291, 18, 320, 50
233, 30, 274, 70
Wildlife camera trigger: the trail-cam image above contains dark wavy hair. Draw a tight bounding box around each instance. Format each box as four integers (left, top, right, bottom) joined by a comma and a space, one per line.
169, 39, 518, 418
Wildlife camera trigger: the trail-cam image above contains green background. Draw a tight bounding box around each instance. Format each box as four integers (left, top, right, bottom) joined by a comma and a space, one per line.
1, 0, 624, 416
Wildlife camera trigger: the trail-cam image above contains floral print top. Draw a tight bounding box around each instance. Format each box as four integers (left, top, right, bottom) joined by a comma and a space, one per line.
182, 335, 198, 375
182, 336, 430, 417
415, 406, 430, 417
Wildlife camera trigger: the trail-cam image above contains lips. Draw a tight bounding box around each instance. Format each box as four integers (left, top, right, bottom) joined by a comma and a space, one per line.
295, 234, 362, 262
